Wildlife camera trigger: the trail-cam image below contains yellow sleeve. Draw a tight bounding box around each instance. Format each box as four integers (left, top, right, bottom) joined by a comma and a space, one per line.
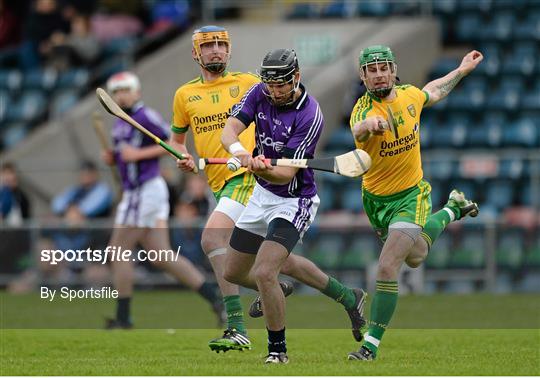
171, 88, 189, 134
409, 85, 429, 108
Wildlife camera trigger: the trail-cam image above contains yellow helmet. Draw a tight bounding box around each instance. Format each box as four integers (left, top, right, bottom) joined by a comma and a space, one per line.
192, 25, 231, 73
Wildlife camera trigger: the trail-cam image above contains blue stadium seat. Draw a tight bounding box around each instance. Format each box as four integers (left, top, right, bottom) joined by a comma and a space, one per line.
321, 0, 354, 18
513, 9, 540, 40
485, 179, 514, 210
431, 113, 468, 148
451, 180, 477, 200
485, 76, 523, 111
102, 37, 138, 57
455, 13, 483, 42
324, 127, 355, 152
150, 0, 190, 27
0, 90, 11, 124
447, 76, 487, 110
499, 158, 524, 180
1, 122, 29, 149
95, 56, 132, 85
57, 69, 90, 89
522, 81, 540, 111
286, 3, 320, 19
466, 124, 491, 147
429, 180, 444, 209
501, 42, 537, 76
317, 184, 335, 213
457, 0, 492, 13
501, 117, 538, 147
492, 0, 526, 10
6, 90, 47, 123
429, 57, 460, 79
478, 12, 516, 41
424, 159, 456, 181
420, 123, 432, 149
342, 184, 363, 213
480, 112, 506, 147
475, 42, 502, 76
356, 0, 392, 16
432, 0, 457, 15
22, 68, 58, 92
0, 70, 22, 91
50, 89, 81, 118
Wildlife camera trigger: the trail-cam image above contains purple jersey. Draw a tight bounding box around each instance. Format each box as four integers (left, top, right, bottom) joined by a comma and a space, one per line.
112, 102, 169, 190
231, 83, 323, 198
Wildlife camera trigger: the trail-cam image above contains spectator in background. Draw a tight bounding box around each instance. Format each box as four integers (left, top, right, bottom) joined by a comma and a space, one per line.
20, 0, 70, 70
51, 160, 113, 218
0, 0, 27, 49
0, 161, 31, 226
46, 13, 100, 71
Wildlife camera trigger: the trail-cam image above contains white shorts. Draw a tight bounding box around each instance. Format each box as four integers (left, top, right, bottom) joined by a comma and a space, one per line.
114, 176, 169, 227
214, 196, 246, 223
235, 184, 320, 238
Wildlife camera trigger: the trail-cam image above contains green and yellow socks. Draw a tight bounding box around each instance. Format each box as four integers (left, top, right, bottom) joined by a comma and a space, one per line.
223, 295, 246, 334
322, 276, 357, 310
420, 206, 457, 248
363, 281, 399, 357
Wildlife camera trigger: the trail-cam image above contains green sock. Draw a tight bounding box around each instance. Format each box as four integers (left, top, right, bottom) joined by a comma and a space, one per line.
363, 281, 398, 356
321, 276, 356, 310
223, 295, 246, 334
420, 208, 453, 248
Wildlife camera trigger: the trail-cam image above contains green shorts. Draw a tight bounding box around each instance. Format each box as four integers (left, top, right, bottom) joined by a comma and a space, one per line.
213, 173, 255, 206
362, 180, 432, 241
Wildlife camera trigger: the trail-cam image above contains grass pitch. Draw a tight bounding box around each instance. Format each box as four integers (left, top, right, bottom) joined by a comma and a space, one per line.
1, 291, 539, 375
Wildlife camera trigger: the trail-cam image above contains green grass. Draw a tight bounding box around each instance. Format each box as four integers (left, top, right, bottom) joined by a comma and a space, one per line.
2, 329, 539, 375
1, 291, 539, 375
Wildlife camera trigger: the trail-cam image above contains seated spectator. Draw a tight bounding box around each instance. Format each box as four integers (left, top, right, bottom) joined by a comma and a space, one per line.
0, 161, 31, 226
46, 14, 100, 70
51, 160, 113, 218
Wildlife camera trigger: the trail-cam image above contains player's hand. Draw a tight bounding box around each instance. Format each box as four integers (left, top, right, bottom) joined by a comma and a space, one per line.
120, 145, 141, 162
233, 150, 252, 168
248, 154, 272, 173
176, 152, 196, 172
101, 149, 114, 165
459, 50, 483, 75
355, 116, 388, 139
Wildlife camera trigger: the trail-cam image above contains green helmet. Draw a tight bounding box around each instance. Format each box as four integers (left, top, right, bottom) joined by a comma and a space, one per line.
358, 45, 397, 98
359, 45, 395, 67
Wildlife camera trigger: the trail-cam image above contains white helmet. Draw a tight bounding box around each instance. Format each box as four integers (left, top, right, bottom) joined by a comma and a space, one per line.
106, 71, 141, 93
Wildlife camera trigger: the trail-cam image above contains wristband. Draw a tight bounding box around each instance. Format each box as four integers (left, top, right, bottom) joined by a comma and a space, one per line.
228, 142, 247, 155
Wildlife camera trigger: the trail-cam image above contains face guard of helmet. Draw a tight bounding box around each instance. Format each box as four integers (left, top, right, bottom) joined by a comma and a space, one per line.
192, 25, 231, 74
106, 71, 141, 113
259, 48, 300, 107
359, 45, 397, 99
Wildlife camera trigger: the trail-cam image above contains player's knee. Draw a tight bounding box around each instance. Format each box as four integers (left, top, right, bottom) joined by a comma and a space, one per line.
253, 265, 277, 286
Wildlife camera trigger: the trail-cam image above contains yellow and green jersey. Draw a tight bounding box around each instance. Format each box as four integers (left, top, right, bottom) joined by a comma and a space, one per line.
350, 85, 429, 196
172, 71, 259, 192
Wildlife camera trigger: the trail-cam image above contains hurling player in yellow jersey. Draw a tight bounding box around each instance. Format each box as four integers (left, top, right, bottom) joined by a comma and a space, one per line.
170, 26, 367, 353
347, 45, 483, 361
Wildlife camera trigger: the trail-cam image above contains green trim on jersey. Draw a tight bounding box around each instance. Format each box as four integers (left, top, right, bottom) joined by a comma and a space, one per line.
422, 90, 429, 105
171, 124, 189, 134
187, 77, 202, 85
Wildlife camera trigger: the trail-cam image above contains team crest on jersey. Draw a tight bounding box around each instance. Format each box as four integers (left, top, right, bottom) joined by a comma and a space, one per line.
229, 86, 240, 98
407, 104, 416, 117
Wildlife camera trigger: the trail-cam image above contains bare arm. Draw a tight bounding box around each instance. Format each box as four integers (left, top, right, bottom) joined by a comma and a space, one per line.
423, 50, 483, 107
169, 130, 196, 172
351, 116, 389, 143
221, 116, 248, 153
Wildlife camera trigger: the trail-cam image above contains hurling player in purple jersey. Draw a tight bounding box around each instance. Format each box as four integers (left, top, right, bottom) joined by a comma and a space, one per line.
221, 50, 367, 364
100, 72, 225, 329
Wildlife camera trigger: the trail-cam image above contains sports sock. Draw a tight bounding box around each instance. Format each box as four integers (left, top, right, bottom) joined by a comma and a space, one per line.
197, 282, 219, 304
267, 328, 287, 353
321, 276, 356, 310
363, 281, 398, 356
116, 297, 131, 324
420, 208, 454, 248
223, 295, 246, 334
